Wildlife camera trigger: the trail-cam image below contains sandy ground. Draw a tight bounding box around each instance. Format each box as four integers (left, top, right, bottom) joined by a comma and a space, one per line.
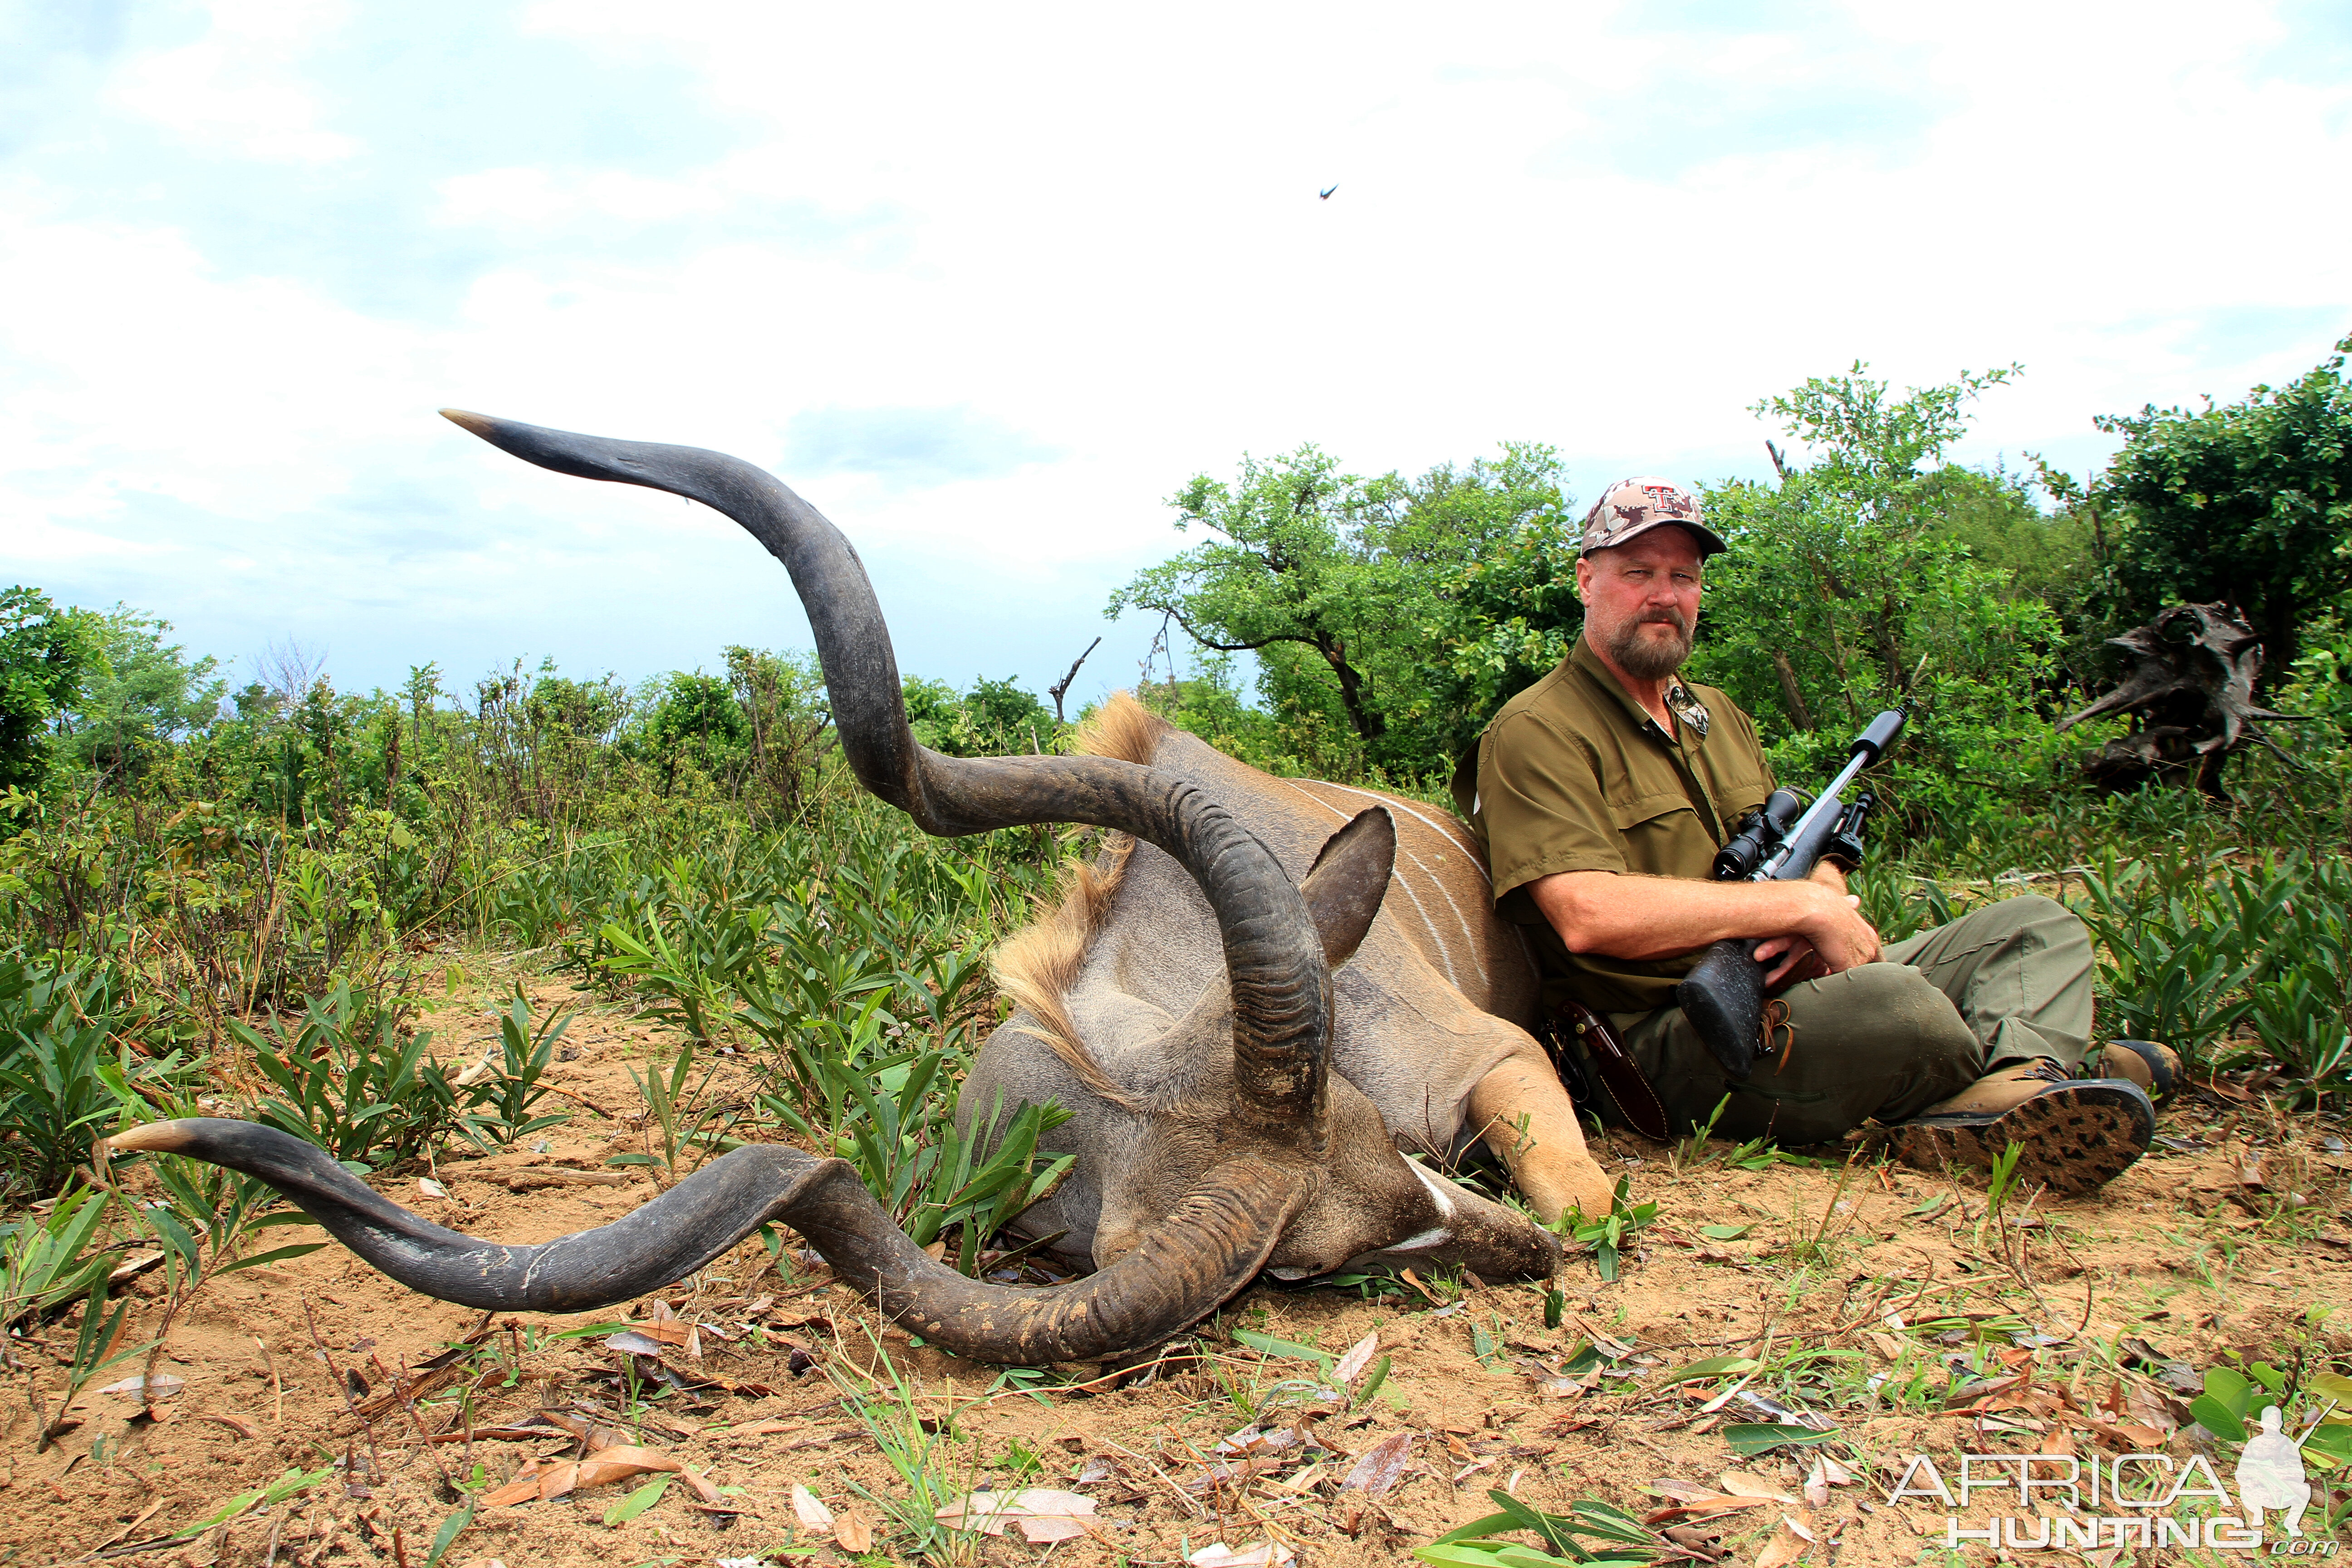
7, 965, 2348, 1568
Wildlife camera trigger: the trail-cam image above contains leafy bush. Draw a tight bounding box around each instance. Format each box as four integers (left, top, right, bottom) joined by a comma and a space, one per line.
0, 953, 200, 1197
566, 800, 1073, 1268
1690, 367, 2082, 839
2098, 330, 2352, 673
1416, 1488, 1660, 1566
2072, 853, 2260, 1064
2069, 850, 2349, 1091
0, 1185, 115, 1328
904, 674, 1057, 759
239, 983, 466, 1169
454, 988, 573, 1153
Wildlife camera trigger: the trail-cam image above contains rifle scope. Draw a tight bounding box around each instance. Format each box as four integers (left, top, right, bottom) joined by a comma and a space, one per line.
1712, 789, 1804, 882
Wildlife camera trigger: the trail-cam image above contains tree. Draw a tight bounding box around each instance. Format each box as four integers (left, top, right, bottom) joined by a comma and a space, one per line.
51, 604, 228, 782
1416, 473, 1583, 758
727, 646, 831, 820
0, 586, 100, 792
903, 673, 1056, 757
2097, 332, 2352, 677
1111, 447, 1406, 751
1112, 442, 1571, 776
1691, 365, 2068, 828
630, 670, 748, 791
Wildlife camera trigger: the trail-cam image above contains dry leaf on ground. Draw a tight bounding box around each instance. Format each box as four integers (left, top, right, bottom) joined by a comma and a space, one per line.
1754, 1518, 1812, 1568
935, 1489, 1101, 1542
1643, 1494, 1773, 1525
1650, 1478, 1716, 1502
1341, 1431, 1416, 1495
1214, 1424, 1308, 1458
623, 1321, 697, 1348
1718, 1469, 1797, 1504
792, 1485, 834, 1531
1186, 1544, 1295, 1568
482, 1445, 683, 1507
95, 1374, 184, 1399
603, 1331, 669, 1358
107, 1251, 164, 1285
833, 1511, 873, 1552
2090, 1418, 2169, 1449
1333, 1332, 1378, 1385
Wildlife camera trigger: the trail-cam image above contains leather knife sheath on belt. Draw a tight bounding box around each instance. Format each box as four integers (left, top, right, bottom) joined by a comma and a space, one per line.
1548, 999, 1669, 1143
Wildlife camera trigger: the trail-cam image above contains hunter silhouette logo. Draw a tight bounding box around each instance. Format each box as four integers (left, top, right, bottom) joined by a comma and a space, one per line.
2239, 1406, 2314, 1538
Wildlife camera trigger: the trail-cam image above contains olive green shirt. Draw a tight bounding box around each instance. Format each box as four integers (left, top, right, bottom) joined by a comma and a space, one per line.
1465, 636, 1775, 1014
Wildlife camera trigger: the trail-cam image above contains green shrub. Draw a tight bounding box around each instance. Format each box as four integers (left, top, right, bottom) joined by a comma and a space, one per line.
238, 983, 465, 1169
0, 953, 201, 1197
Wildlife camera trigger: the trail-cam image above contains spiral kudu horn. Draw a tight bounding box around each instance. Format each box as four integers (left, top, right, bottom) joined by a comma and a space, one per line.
105, 1120, 1302, 1365
437, 410, 1330, 1131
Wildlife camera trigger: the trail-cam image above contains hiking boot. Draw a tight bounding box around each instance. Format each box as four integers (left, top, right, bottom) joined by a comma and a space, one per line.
2096, 1039, 2182, 1103
1887, 1059, 2154, 1195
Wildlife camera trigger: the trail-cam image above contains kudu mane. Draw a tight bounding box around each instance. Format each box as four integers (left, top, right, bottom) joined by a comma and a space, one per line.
988, 695, 1167, 1110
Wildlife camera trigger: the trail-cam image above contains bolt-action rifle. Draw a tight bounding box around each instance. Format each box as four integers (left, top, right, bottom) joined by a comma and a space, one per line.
1675, 707, 1907, 1079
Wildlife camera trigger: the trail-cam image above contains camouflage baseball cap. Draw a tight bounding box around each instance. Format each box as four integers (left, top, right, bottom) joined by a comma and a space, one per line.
1580, 476, 1727, 557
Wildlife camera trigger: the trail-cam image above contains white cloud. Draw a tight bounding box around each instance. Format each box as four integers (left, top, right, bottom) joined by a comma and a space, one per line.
2, 0, 2347, 701
105, 0, 358, 164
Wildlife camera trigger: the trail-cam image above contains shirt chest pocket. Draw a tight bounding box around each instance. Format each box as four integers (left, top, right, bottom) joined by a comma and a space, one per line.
1602, 793, 1717, 882
1705, 757, 1771, 821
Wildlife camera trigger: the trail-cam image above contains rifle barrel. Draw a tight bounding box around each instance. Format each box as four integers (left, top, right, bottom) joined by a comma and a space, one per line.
1755, 707, 1905, 882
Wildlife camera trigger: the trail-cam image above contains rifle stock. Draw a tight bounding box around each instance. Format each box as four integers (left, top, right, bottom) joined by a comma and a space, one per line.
1678, 937, 1766, 1078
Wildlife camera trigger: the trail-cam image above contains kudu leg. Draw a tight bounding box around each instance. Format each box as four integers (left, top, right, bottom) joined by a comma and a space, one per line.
1467, 1054, 1615, 1224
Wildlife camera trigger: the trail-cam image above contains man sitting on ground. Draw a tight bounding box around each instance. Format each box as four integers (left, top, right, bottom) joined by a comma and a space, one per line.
1462, 477, 2174, 1192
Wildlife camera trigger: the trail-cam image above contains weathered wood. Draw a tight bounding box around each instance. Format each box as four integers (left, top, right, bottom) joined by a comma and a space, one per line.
2057, 603, 2306, 797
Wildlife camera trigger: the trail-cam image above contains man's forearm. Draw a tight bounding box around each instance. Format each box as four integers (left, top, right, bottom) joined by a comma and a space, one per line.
1529, 869, 1835, 961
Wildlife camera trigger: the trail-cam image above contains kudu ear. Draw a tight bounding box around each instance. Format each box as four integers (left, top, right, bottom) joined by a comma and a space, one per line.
1299, 808, 1396, 968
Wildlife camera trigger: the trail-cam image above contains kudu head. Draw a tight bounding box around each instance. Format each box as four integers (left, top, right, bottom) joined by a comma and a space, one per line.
106, 413, 1558, 1364
1048, 806, 1563, 1286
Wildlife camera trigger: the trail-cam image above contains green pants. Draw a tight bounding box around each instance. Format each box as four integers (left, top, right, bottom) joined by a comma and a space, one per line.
1592, 894, 2096, 1146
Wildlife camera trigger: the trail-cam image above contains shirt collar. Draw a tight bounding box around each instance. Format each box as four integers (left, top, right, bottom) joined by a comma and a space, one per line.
1568, 634, 1709, 742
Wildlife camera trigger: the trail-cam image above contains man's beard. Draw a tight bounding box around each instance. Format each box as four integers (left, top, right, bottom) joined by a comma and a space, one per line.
1601, 610, 1693, 681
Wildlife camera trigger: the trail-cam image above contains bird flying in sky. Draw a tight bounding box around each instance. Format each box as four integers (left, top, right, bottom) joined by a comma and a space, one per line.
1319, 184, 1338, 200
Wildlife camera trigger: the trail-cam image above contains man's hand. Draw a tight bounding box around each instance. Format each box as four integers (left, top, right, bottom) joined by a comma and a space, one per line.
1751, 932, 1825, 988
1753, 886, 1881, 985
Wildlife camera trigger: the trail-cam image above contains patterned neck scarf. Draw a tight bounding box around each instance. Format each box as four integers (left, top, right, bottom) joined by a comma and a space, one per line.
1665, 680, 1710, 739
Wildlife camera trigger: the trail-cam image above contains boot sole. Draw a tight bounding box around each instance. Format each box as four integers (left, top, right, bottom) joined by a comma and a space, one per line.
1888, 1079, 2155, 1196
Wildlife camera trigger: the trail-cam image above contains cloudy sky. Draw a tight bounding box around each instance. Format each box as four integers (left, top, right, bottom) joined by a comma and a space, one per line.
4, 1, 2347, 707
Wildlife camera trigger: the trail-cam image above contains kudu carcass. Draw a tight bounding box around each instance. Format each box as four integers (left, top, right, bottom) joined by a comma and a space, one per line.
106, 415, 1614, 1366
